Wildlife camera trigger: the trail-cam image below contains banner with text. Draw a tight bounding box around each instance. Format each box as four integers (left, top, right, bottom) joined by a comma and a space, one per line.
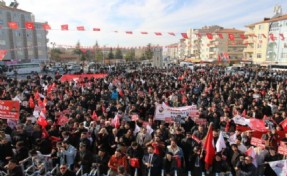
154, 103, 198, 121
0, 100, 20, 120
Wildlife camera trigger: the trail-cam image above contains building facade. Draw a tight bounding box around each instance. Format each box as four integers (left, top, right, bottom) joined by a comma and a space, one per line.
0, 2, 48, 62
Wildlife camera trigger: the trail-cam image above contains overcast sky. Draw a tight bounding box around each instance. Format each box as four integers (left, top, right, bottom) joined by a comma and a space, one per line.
9, 0, 287, 47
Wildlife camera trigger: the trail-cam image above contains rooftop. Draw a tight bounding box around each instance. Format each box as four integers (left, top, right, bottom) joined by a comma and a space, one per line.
246, 14, 287, 27
0, 4, 31, 13
217, 28, 245, 33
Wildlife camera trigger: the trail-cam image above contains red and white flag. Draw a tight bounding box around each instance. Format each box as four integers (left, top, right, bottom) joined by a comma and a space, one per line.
181, 33, 188, 39
280, 118, 287, 132
228, 34, 235, 40
42, 24, 51, 30
0, 50, 7, 60
8, 22, 18, 29
216, 131, 226, 152
249, 119, 268, 132
37, 116, 48, 128
25, 22, 35, 30
91, 111, 98, 121
168, 32, 175, 36
204, 124, 215, 170
126, 31, 133, 34
141, 32, 148, 34
57, 115, 69, 126
77, 26, 85, 31
93, 28, 100, 31
61, 24, 69, 31
245, 146, 257, 167
206, 33, 213, 40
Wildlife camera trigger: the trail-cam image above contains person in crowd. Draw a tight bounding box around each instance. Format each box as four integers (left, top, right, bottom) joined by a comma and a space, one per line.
93, 148, 110, 175
162, 152, 178, 176
74, 142, 93, 174
108, 149, 128, 176
57, 140, 77, 170
57, 164, 76, 176
188, 146, 204, 176
142, 145, 161, 176
126, 142, 144, 176
235, 156, 256, 176
5, 159, 24, 176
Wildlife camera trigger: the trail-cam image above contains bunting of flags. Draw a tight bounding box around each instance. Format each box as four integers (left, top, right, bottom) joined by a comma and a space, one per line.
1, 21, 285, 41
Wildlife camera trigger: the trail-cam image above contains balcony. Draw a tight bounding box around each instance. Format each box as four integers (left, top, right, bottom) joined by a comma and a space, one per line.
243, 47, 254, 53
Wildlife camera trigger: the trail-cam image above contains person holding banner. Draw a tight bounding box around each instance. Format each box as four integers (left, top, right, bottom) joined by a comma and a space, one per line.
263, 147, 282, 176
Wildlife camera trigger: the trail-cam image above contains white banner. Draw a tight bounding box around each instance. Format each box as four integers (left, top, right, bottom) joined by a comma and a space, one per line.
269, 160, 287, 176
154, 103, 198, 121
232, 115, 250, 126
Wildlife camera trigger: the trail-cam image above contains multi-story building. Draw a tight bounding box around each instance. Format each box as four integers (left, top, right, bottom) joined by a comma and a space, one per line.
217, 28, 245, 61
165, 43, 178, 61
178, 38, 186, 60
243, 19, 270, 63
0, 1, 48, 62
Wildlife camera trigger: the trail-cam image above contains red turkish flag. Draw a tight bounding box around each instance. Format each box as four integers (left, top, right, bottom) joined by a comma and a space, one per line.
240, 34, 246, 39
141, 32, 148, 34
57, 115, 69, 126
181, 33, 188, 39
0, 50, 7, 60
8, 22, 18, 29
280, 33, 285, 41
37, 116, 48, 128
217, 33, 223, 39
92, 111, 98, 121
249, 119, 268, 132
204, 124, 215, 170
29, 97, 35, 109
42, 24, 51, 30
269, 34, 275, 41
77, 26, 85, 31
228, 34, 235, 40
280, 118, 287, 132
61, 24, 69, 31
112, 114, 121, 128
42, 128, 49, 138
126, 31, 133, 34
93, 28, 100, 31
206, 33, 213, 40
25, 22, 35, 30
168, 32, 175, 36
196, 33, 201, 38
155, 32, 162, 36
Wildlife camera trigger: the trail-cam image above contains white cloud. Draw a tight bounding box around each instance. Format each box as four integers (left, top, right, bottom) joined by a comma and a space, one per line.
8, 0, 286, 47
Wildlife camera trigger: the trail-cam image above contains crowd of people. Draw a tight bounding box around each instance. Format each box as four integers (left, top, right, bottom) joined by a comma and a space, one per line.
0, 64, 287, 176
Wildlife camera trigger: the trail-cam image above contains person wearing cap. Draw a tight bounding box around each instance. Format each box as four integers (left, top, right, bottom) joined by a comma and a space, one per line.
74, 142, 93, 174
108, 149, 128, 176
162, 152, 177, 176
4, 159, 24, 176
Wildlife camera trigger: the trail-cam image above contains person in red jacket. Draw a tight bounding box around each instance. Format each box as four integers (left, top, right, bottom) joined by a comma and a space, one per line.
108, 149, 128, 176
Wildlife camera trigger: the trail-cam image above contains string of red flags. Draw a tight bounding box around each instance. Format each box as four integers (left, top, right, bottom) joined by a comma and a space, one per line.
1, 21, 286, 41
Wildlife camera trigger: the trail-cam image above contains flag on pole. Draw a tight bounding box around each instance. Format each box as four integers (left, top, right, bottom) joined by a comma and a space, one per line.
93, 28, 100, 31
228, 34, 235, 40
181, 33, 188, 39
216, 131, 226, 152
77, 26, 85, 31
206, 33, 213, 40
126, 31, 133, 34
204, 124, 215, 170
249, 119, 268, 132
268, 159, 287, 176
217, 33, 223, 39
141, 32, 148, 34
155, 32, 162, 36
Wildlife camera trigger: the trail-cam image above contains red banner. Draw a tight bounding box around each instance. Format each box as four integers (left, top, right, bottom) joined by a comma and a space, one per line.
0, 50, 7, 60
251, 137, 265, 148
60, 74, 108, 82
0, 100, 20, 120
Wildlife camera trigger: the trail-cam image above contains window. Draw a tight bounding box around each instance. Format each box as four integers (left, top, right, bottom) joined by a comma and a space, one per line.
257, 53, 262, 58
257, 44, 262, 48
281, 53, 287, 58
258, 25, 262, 30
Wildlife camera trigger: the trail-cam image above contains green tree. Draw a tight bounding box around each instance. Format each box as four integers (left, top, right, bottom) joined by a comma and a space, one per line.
108, 48, 114, 59
94, 41, 103, 63
73, 41, 82, 59
125, 49, 135, 62
50, 48, 62, 61
145, 43, 153, 60
115, 47, 123, 59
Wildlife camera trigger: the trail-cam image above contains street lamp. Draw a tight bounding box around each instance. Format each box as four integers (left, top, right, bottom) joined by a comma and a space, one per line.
50, 42, 56, 63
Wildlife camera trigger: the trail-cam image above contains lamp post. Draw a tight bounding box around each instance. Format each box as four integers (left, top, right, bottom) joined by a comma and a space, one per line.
50, 42, 56, 63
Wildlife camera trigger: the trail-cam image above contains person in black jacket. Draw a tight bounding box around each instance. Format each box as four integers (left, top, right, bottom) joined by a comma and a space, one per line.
264, 147, 282, 176
57, 164, 76, 176
5, 159, 24, 176
93, 148, 110, 175
162, 152, 178, 176
74, 142, 94, 174
126, 142, 144, 176
211, 153, 230, 175
235, 156, 256, 176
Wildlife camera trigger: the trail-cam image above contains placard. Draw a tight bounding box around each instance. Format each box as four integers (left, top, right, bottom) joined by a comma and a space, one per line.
0, 100, 20, 120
